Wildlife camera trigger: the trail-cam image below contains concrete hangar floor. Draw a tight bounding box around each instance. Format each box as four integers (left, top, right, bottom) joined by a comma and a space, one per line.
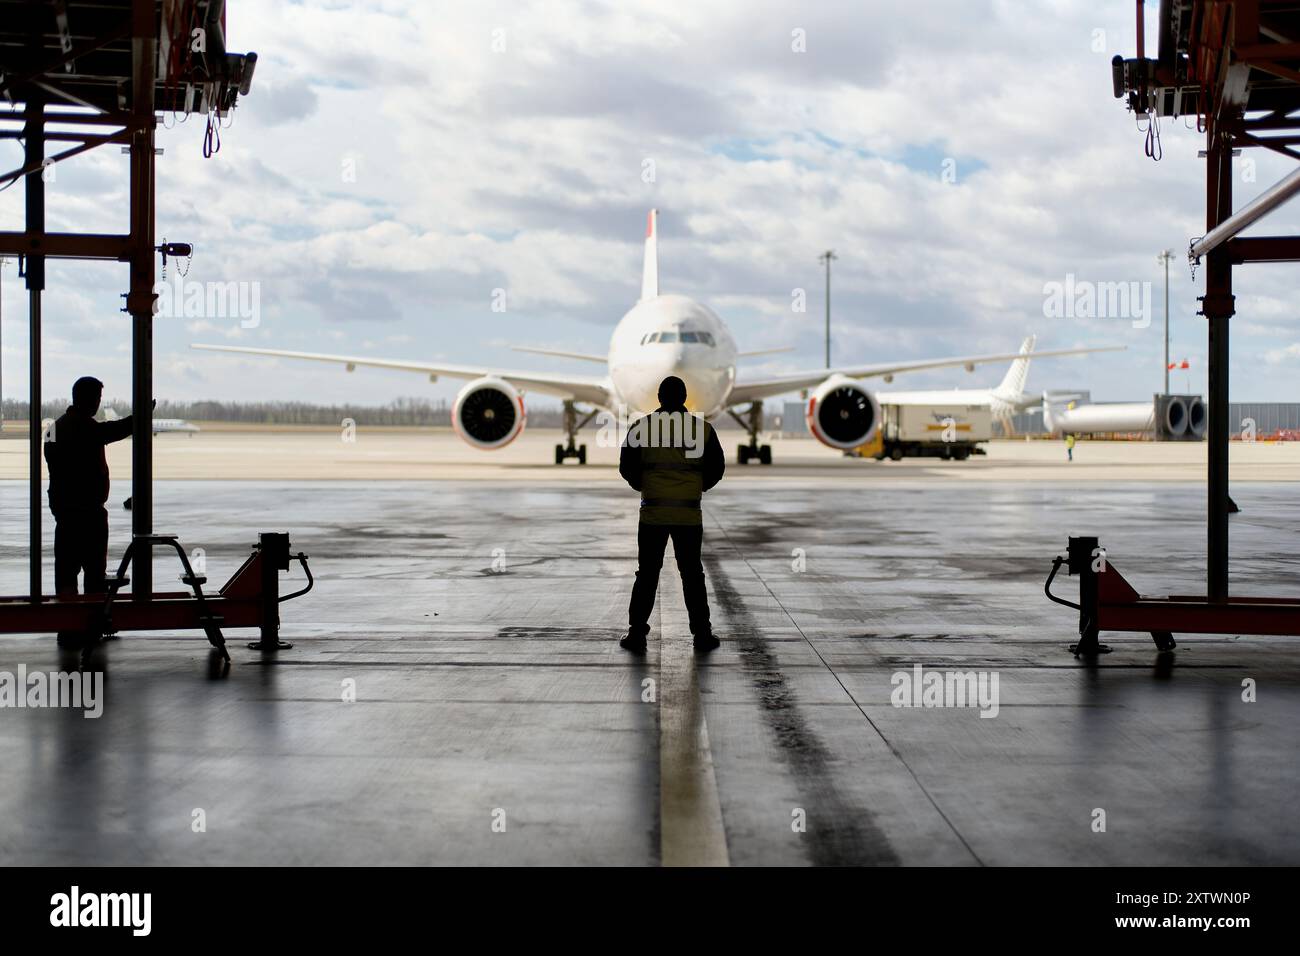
0, 429, 1297, 865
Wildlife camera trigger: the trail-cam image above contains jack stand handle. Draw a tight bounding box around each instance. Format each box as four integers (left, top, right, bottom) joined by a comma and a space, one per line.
1044, 556, 1081, 611
279, 553, 313, 603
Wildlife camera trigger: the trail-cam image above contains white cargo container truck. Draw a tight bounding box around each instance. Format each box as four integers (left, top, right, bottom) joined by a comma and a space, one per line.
872, 403, 992, 460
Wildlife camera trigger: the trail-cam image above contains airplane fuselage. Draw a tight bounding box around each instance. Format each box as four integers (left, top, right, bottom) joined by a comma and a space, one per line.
877, 388, 1028, 423
152, 419, 200, 434
606, 294, 738, 418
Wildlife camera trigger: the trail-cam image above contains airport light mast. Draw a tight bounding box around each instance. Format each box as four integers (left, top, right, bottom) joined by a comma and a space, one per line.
819, 249, 837, 368
1158, 248, 1173, 394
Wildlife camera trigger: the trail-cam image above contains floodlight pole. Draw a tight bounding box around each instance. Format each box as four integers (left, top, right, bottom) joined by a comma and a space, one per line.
819, 249, 837, 368
1158, 249, 1173, 394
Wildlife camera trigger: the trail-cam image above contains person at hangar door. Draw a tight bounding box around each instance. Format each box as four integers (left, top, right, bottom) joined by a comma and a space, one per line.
43, 376, 148, 647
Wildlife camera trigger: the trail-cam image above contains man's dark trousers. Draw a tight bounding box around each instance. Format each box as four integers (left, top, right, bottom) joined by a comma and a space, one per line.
54, 507, 109, 641
628, 523, 711, 639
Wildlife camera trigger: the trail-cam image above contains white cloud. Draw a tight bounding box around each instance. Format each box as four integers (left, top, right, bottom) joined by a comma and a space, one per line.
3, 0, 1297, 408
1265, 343, 1300, 365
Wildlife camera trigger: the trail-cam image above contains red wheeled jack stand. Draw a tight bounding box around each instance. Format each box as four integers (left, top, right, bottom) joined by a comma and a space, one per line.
0, 532, 312, 663
1046, 536, 1300, 656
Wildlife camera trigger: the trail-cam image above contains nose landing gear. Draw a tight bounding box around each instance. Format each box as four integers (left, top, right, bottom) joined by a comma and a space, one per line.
555, 442, 586, 464
555, 400, 597, 464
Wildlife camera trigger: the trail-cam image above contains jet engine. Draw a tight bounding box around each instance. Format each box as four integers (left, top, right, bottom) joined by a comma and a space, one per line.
806, 375, 880, 449
452, 377, 525, 450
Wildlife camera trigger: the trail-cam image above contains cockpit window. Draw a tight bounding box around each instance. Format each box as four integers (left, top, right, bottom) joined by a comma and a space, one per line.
644, 330, 715, 345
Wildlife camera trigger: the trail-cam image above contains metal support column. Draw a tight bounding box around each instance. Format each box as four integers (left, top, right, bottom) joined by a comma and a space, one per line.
128, 0, 157, 601
1202, 135, 1235, 603
1065, 535, 1106, 656
248, 532, 293, 651
24, 94, 44, 602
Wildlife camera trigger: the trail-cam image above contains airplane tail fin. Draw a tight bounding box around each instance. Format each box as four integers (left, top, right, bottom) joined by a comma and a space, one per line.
640, 208, 658, 301
993, 334, 1035, 400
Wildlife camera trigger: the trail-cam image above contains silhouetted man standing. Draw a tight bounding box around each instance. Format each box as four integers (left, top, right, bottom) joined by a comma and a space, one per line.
619, 376, 725, 653
44, 377, 136, 645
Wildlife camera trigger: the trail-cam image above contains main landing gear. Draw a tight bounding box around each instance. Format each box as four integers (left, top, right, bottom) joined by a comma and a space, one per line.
729, 401, 771, 465
555, 399, 598, 464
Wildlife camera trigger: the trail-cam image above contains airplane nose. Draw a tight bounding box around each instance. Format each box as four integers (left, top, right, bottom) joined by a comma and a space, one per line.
634, 347, 715, 413
675, 370, 710, 412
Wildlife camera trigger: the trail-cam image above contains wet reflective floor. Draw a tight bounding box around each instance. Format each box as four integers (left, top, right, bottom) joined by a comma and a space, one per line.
0, 480, 1297, 865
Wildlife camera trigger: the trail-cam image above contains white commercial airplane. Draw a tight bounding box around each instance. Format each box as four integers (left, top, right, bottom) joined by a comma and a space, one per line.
194, 210, 1116, 464
877, 334, 1122, 435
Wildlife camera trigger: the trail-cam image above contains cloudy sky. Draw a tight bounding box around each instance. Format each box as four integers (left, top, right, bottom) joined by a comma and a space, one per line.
2, 0, 1297, 409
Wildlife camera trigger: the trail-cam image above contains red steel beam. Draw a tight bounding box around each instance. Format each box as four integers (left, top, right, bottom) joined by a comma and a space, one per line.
0, 20, 131, 101
1228, 235, 1300, 261
0, 231, 133, 260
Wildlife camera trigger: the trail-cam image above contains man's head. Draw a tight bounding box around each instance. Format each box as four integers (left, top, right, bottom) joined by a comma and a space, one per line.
71, 376, 103, 416
657, 375, 687, 410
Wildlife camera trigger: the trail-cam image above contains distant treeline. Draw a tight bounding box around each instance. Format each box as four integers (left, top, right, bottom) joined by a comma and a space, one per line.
4, 396, 459, 426
1, 397, 773, 428
157, 397, 458, 426
3, 397, 572, 428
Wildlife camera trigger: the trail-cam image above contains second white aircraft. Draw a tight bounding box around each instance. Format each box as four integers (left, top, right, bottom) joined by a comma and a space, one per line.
194, 210, 1114, 464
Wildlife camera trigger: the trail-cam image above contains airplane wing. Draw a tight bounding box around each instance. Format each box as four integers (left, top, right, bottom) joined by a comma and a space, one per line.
727, 346, 1125, 406
509, 346, 608, 363
191, 344, 612, 406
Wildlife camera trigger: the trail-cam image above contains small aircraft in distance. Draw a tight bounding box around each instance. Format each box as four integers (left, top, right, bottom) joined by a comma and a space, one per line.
105, 407, 199, 435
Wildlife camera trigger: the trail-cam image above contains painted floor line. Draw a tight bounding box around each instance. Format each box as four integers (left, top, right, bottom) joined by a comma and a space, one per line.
656, 556, 730, 867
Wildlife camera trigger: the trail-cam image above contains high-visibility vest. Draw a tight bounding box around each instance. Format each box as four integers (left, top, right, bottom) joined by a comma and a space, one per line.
638, 413, 711, 526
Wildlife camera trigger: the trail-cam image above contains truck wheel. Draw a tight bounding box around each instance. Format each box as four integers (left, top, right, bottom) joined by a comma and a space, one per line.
889, 446, 903, 461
